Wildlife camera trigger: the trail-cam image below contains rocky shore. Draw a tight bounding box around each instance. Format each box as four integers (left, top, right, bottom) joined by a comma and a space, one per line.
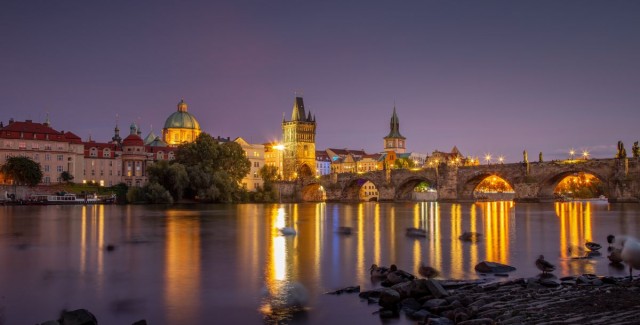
353, 274, 640, 324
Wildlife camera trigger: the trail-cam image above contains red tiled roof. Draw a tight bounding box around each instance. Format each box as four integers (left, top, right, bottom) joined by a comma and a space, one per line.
122, 134, 144, 146
0, 120, 68, 142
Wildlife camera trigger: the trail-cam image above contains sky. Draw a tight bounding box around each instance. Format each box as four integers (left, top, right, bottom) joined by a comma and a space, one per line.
2, 1, 639, 162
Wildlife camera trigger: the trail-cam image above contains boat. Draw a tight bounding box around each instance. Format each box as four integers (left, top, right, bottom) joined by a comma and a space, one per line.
28, 193, 104, 205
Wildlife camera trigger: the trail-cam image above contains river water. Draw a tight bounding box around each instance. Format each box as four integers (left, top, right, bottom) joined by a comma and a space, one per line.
1, 201, 639, 324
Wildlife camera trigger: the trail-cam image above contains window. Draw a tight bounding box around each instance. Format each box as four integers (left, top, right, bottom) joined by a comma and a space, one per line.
44, 177, 50, 184
57, 155, 63, 161
56, 166, 63, 172
45, 154, 51, 161
45, 144, 52, 150
254, 161, 260, 168
32, 143, 39, 150
103, 149, 110, 158
90, 148, 97, 157
19, 142, 26, 149
34, 154, 39, 161
44, 165, 50, 172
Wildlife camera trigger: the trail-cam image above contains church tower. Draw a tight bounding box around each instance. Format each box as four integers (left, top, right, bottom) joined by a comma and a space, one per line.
281, 96, 316, 180
383, 106, 406, 153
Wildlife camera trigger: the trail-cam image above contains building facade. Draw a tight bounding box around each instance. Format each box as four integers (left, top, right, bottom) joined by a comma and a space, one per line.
281, 97, 316, 180
235, 137, 265, 191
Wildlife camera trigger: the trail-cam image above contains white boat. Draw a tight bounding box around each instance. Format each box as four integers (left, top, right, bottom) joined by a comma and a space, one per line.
29, 193, 102, 205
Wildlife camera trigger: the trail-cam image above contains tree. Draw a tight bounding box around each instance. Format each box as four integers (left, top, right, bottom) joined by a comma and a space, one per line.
1, 156, 43, 186
394, 157, 416, 169
147, 160, 189, 200
175, 133, 251, 202
60, 171, 74, 183
259, 165, 279, 191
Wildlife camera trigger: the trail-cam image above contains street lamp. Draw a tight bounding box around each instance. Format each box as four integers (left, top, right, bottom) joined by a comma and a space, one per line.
274, 144, 285, 180
569, 149, 575, 160
582, 150, 589, 160
485, 154, 492, 165
498, 156, 504, 164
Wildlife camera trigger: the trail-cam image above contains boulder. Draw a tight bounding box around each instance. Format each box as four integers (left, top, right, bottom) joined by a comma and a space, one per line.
426, 279, 449, 298
378, 288, 402, 309
423, 298, 448, 310
59, 309, 97, 325
474, 261, 516, 273
427, 317, 454, 325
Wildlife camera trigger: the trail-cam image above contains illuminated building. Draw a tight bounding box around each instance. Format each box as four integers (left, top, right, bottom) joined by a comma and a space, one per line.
234, 137, 265, 191
383, 106, 406, 153
162, 99, 202, 147
281, 96, 316, 179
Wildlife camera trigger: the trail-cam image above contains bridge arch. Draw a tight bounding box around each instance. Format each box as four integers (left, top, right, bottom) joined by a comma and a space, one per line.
538, 168, 610, 199
395, 176, 438, 200
458, 172, 516, 201
300, 181, 326, 202
341, 176, 383, 201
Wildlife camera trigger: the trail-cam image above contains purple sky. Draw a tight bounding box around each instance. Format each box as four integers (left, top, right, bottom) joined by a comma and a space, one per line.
2, 1, 639, 162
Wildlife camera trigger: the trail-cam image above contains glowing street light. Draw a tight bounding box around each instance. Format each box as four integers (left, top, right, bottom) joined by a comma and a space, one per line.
498, 156, 504, 164
569, 149, 575, 160
582, 150, 589, 160
485, 154, 492, 165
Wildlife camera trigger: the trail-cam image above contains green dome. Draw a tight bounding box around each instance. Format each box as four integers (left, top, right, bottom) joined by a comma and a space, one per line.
164, 111, 200, 129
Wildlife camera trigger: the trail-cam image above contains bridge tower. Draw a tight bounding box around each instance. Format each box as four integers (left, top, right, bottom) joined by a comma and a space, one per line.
282, 96, 316, 180
383, 106, 406, 153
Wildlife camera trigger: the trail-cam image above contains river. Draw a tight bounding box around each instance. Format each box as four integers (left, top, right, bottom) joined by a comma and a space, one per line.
1, 201, 639, 324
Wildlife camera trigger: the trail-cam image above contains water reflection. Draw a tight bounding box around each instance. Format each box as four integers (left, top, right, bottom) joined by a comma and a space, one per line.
555, 201, 597, 275
164, 210, 201, 324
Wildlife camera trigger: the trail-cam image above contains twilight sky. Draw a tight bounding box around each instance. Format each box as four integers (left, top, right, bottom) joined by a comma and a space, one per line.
2, 1, 639, 162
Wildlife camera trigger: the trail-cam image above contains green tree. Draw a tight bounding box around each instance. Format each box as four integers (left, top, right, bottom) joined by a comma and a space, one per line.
60, 171, 74, 183
259, 165, 279, 191
394, 157, 415, 169
175, 133, 251, 202
147, 160, 189, 200
143, 182, 174, 204
1, 156, 43, 186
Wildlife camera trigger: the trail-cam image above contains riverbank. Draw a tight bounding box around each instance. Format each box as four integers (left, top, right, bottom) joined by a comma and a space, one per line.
357, 274, 640, 324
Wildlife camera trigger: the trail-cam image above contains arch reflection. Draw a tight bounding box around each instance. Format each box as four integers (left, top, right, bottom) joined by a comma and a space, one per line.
477, 201, 513, 265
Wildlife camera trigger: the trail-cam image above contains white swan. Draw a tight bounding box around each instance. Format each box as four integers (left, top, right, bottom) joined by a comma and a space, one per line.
278, 227, 297, 236
620, 236, 640, 280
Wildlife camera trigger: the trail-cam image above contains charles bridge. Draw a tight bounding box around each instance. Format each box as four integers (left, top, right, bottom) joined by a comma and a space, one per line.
281, 158, 640, 203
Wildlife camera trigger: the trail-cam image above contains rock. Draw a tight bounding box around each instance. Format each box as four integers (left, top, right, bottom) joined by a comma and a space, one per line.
378, 308, 397, 319
561, 280, 577, 286
427, 317, 454, 325
399, 297, 422, 312
426, 279, 450, 298
378, 288, 401, 309
602, 276, 617, 284
539, 277, 561, 287
131, 321, 147, 325
474, 261, 516, 273
423, 298, 448, 310
409, 279, 431, 297
457, 318, 496, 325
325, 285, 360, 294
59, 309, 98, 325
410, 309, 434, 321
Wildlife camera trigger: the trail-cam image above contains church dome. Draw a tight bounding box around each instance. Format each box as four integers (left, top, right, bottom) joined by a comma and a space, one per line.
163, 99, 201, 130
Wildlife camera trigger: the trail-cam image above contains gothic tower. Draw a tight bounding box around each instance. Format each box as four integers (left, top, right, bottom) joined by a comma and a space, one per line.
383, 106, 406, 153
281, 96, 316, 180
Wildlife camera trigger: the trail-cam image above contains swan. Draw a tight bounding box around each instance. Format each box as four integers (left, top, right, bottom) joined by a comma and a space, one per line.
278, 227, 297, 236
620, 236, 640, 280
535, 255, 555, 274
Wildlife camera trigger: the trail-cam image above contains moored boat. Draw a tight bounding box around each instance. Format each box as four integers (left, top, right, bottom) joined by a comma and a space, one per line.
28, 193, 106, 205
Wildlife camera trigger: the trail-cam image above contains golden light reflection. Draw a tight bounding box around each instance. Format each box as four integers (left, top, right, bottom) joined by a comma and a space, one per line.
164, 211, 201, 325
469, 204, 478, 269
374, 203, 381, 265
478, 201, 513, 264
428, 202, 442, 273
450, 204, 463, 278
556, 201, 596, 275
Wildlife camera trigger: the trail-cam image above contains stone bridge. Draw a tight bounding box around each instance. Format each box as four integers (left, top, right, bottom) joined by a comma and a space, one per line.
285, 158, 640, 203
